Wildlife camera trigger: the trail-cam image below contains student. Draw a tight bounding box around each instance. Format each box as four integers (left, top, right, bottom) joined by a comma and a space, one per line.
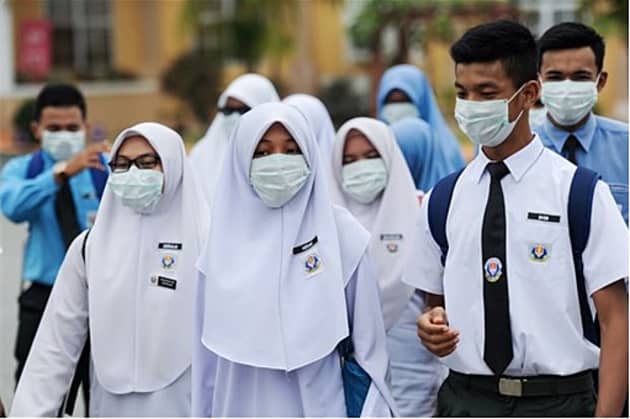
192, 103, 396, 417
328, 117, 445, 416
390, 118, 452, 193
529, 99, 547, 128
283, 93, 336, 160
188, 73, 279, 205
0, 83, 109, 412
11, 122, 208, 416
409, 20, 628, 417
535, 22, 628, 224
376, 64, 465, 171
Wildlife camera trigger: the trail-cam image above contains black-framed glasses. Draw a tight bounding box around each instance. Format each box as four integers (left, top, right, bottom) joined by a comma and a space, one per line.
218, 105, 251, 116
108, 153, 161, 173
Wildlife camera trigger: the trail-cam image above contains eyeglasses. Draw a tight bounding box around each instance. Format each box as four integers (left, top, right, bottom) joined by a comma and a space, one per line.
108, 153, 161, 173
218, 106, 251, 116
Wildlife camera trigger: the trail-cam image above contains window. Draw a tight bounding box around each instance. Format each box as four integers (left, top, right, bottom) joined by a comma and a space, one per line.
519, 0, 577, 36
46, 0, 112, 79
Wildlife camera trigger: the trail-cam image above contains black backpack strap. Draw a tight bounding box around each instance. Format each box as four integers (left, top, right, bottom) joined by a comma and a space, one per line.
428, 169, 465, 266
81, 228, 91, 263
568, 166, 600, 346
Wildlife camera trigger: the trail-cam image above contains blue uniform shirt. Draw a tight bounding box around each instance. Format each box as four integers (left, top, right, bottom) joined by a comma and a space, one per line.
0, 151, 105, 285
535, 113, 628, 223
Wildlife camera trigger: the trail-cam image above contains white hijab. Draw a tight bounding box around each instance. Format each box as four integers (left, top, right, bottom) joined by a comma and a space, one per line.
197, 103, 368, 371
329, 117, 417, 330
86, 122, 209, 393
188, 73, 280, 205
283, 94, 336, 161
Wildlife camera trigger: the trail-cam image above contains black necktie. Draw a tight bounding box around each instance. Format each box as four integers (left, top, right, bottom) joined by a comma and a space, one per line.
563, 135, 580, 165
482, 162, 513, 376
55, 179, 81, 249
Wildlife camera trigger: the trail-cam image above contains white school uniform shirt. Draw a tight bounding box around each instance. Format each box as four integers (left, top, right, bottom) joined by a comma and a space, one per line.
192, 102, 397, 417
188, 73, 279, 205
405, 135, 628, 377
11, 122, 209, 416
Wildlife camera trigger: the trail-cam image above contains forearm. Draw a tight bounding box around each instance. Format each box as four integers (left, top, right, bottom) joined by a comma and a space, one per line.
596, 312, 628, 417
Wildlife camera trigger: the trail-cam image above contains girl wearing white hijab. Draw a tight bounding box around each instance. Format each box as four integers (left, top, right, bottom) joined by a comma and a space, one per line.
192, 103, 396, 417
329, 117, 446, 417
283, 93, 336, 160
189, 73, 280, 205
11, 122, 208, 416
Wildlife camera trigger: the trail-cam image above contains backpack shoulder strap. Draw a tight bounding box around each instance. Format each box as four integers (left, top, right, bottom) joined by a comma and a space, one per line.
428, 168, 465, 266
81, 228, 91, 263
25, 150, 45, 179
568, 166, 600, 346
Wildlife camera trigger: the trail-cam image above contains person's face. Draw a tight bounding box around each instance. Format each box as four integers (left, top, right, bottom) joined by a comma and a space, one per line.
385, 89, 412, 104
342, 129, 380, 165
219, 97, 251, 116
539, 46, 607, 91
31, 106, 86, 142
110, 135, 163, 173
454, 60, 538, 120
253, 122, 302, 158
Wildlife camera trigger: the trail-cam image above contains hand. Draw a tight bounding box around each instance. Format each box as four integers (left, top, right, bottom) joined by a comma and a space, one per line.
65, 142, 111, 178
417, 306, 459, 357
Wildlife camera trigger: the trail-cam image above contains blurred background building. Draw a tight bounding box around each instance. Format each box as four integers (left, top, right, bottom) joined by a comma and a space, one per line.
0, 0, 627, 158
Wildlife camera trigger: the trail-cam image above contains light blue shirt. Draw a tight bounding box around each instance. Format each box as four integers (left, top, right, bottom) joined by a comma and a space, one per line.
0, 151, 104, 285
535, 113, 628, 223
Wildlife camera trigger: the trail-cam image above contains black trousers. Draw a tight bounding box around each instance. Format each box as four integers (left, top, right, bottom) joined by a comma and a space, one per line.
14, 282, 90, 416
436, 372, 596, 417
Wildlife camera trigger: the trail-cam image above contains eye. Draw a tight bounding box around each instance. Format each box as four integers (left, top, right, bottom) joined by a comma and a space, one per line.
109, 159, 130, 173
285, 147, 302, 155
342, 156, 356, 165
253, 150, 269, 158
365, 151, 380, 159
481, 91, 499, 99
136, 155, 160, 169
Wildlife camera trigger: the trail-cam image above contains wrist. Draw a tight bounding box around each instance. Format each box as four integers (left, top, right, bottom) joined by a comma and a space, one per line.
53, 161, 69, 184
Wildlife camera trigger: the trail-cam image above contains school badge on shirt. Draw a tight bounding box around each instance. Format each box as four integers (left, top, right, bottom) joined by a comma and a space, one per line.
380, 233, 403, 254
484, 257, 503, 282
304, 253, 322, 275
529, 243, 550, 262
161, 254, 176, 270
293, 236, 324, 278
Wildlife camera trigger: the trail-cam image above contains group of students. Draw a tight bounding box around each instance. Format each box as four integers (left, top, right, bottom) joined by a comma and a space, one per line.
1, 19, 627, 418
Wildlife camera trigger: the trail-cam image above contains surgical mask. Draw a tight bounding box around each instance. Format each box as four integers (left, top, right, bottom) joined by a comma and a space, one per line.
454, 85, 525, 147
381, 103, 420, 124
342, 158, 388, 204
108, 166, 164, 213
42, 130, 85, 161
529, 106, 548, 128
250, 154, 311, 208
222, 113, 241, 137
541, 77, 598, 126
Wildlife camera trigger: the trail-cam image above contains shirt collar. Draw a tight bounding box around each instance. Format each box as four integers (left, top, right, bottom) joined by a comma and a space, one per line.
541, 112, 596, 153
470, 135, 544, 184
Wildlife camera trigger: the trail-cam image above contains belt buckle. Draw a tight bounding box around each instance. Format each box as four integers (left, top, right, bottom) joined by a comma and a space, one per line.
498, 377, 523, 397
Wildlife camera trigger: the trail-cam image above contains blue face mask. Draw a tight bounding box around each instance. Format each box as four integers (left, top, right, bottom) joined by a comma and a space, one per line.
250, 154, 311, 208
108, 166, 164, 213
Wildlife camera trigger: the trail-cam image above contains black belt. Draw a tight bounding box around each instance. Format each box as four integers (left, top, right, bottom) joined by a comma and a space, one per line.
449, 370, 594, 397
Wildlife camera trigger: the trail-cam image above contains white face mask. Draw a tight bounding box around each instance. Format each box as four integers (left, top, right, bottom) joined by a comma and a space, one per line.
541, 77, 598, 126
222, 113, 241, 137
454, 85, 525, 147
42, 130, 85, 161
108, 166, 164, 213
250, 154, 311, 208
381, 103, 420, 124
529, 106, 548, 128
342, 158, 388, 204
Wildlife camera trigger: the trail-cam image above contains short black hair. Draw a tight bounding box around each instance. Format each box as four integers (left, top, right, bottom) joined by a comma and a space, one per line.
450, 20, 538, 89
33, 83, 87, 121
537, 22, 605, 72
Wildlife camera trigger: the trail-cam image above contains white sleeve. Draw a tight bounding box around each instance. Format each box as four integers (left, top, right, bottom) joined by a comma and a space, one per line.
345, 253, 398, 417
583, 180, 629, 296
11, 232, 89, 417
191, 271, 217, 416
402, 191, 445, 295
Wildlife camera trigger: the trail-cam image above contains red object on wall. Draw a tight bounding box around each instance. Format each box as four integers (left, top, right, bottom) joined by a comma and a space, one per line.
18, 20, 52, 79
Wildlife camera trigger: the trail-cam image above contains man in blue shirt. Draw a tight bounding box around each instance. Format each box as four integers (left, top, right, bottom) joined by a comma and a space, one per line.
535, 22, 628, 223
0, 84, 109, 413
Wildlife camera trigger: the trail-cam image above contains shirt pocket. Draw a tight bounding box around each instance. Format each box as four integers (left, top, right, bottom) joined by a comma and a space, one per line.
607, 182, 628, 222
516, 220, 571, 283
